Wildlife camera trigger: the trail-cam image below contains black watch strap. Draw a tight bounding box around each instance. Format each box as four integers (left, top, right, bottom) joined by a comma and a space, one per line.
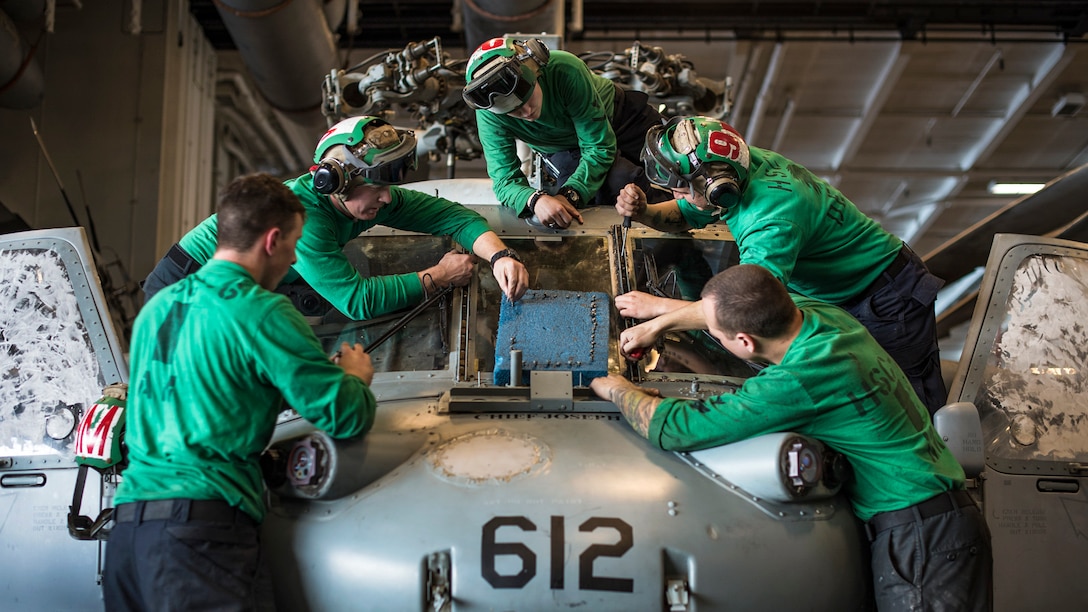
527, 190, 545, 214
557, 185, 583, 208
489, 248, 522, 267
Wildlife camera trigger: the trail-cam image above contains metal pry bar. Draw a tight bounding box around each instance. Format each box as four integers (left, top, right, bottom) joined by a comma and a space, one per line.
364, 283, 455, 352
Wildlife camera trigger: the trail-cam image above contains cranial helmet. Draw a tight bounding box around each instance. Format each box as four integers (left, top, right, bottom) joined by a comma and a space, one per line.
311, 116, 418, 196
462, 37, 550, 114
642, 116, 751, 209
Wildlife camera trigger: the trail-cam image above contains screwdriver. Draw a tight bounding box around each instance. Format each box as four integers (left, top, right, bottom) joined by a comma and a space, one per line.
621, 213, 637, 358
620, 215, 631, 259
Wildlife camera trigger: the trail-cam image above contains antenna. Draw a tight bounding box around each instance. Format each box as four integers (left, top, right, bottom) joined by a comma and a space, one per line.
29, 117, 102, 253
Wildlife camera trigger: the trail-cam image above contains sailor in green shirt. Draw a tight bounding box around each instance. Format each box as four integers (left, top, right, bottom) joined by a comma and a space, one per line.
142, 116, 529, 320
614, 116, 948, 415
591, 264, 991, 611
463, 37, 666, 230
105, 173, 378, 610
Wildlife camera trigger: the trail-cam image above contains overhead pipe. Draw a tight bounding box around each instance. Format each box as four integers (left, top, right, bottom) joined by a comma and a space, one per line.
0, 6, 45, 109
461, 0, 563, 53
212, 0, 338, 128
744, 41, 785, 146
323, 0, 347, 30
567, 0, 582, 36
2, 0, 48, 23
726, 42, 761, 127
217, 71, 306, 172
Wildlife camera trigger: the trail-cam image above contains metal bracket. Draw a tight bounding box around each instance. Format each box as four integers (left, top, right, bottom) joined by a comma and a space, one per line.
426, 550, 451, 612
666, 578, 691, 611
529, 371, 573, 411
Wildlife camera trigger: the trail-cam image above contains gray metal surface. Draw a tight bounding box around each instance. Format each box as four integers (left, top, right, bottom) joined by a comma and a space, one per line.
947, 233, 1088, 611
0, 227, 128, 610
8, 197, 1088, 609
256, 191, 869, 610
264, 405, 867, 611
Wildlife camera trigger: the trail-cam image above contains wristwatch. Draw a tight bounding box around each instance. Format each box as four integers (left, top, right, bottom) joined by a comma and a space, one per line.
557, 185, 583, 208
489, 248, 522, 267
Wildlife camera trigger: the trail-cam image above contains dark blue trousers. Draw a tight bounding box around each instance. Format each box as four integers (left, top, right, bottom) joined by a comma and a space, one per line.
103, 500, 275, 612
869, 498, 992, 610
843, 248, 949, 416
542, 86, 668, 207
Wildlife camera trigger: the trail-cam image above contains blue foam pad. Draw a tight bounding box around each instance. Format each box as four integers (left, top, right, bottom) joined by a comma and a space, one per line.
493, 289, 610, 386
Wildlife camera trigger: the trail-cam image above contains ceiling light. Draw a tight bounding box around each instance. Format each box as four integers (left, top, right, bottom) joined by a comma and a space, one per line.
988, 182, 1045, 195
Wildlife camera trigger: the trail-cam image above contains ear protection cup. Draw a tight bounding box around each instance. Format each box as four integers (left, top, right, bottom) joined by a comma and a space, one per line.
703, 172, 742, 208
693, 161, 743, 209
521, 39, 550, 67
312, 159, 349, 195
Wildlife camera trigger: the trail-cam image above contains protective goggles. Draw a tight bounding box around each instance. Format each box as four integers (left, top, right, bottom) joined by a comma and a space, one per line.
644, 118, 716, 190
314, 130, 418, 195
344, 130, 418, 185
641, 127, 691, 190
331, 153, 415, 188
463, 60, 534, 114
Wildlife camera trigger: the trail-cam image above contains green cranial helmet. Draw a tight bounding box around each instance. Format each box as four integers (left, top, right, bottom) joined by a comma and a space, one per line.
311, 116, 418, 196
462, 37, 550, 114
642, 116, 751, 209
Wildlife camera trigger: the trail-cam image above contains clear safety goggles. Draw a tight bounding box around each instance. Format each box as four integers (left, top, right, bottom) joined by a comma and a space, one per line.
463, 60, 534, 114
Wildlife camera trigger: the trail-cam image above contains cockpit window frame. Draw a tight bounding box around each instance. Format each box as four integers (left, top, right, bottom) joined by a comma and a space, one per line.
949, 233, 1088, 474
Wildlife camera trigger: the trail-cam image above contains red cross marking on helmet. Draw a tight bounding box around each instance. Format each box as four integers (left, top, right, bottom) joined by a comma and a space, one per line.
470, 37, 507, 64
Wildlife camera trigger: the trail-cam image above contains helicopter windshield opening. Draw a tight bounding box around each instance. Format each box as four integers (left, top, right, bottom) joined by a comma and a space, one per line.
975, 252, 1088, 464
310, 234, 455, 373
0, 244, 109, 459
628, 235, 757, 380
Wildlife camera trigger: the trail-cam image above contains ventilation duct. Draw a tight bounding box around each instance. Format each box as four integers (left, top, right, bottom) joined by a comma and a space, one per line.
212, 0, 339, 126
461, 0, 563, 53
0, 6, 45, 109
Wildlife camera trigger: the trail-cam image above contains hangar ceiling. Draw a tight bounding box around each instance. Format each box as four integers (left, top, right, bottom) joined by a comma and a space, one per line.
189, 1, 1088, 258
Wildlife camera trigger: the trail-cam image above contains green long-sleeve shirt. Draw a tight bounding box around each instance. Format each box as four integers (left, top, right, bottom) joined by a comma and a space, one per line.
178, 175, 493, 320
116, 259, 376, 522
475, 50, 618, 215
649, 296, 964, 521
677, 147, 902, 304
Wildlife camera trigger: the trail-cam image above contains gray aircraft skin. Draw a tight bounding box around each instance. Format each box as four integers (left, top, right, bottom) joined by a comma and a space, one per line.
0, 180, 1086, 610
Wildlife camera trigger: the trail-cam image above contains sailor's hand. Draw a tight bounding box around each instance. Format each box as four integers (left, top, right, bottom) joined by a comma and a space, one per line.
335, 342, 374, 386
615, 291, 672, 320
423, 252, 475, 288
535, 194, 584, 229
492, 256, 529, 301
619, 323, 657, 360
615, 184, 647, 219
589, 374, 663, 401
589, 374, 635, 400
101, 382, 129, 400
